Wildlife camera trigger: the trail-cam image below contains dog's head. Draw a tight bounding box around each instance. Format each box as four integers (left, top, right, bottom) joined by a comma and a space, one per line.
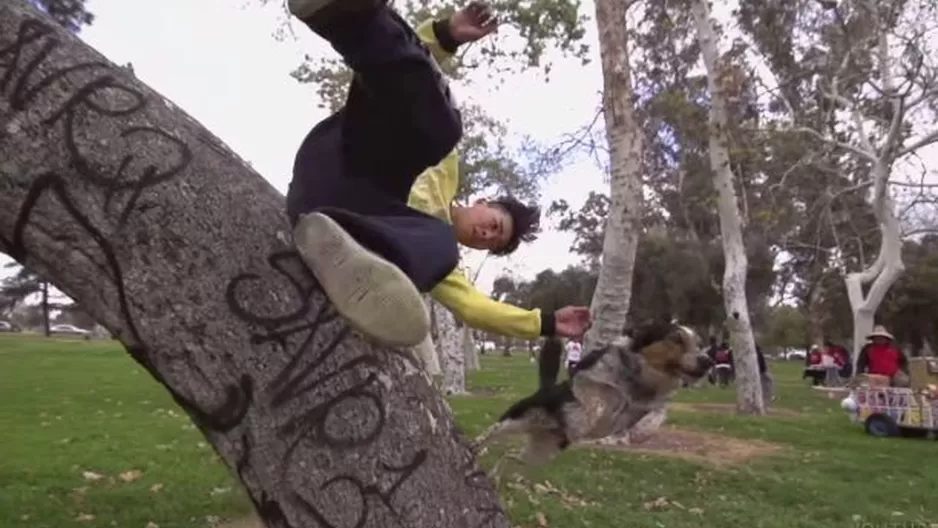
624, 320, 712, 383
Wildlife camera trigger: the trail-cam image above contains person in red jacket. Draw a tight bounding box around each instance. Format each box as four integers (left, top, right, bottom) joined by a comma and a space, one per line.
803, 345, 825, 386
856, 326, 910, 387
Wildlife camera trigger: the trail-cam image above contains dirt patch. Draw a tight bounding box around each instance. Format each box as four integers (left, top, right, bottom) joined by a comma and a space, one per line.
671, 402, 802, 417
212, 515, 262, 528
587, 426, 784, 466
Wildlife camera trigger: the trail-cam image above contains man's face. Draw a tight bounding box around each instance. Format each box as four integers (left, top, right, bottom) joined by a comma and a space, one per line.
455, 200, 514, 252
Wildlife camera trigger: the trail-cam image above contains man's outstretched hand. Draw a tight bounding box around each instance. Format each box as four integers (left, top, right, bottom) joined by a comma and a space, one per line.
449, 1, 498, 44
554, 306, 591, 338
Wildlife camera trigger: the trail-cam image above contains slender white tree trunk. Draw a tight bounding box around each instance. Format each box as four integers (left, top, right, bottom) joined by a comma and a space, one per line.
591, 0, 659, 442
432, 300, 466, 395
585, 0, 643, 352
464, 325, 480, 372
691, 0, 764, 414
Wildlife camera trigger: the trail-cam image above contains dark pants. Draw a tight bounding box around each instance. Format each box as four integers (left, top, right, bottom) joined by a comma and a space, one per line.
285, 3, 461, 291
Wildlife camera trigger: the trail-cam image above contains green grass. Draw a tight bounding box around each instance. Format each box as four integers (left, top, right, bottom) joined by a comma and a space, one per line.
1, 334, 936, 527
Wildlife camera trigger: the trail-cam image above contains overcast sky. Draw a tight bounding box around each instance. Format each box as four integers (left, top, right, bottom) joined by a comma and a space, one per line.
1, 0, 613, 295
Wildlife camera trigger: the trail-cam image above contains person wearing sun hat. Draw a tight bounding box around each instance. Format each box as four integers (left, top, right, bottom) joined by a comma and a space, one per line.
856, 325, 910, 387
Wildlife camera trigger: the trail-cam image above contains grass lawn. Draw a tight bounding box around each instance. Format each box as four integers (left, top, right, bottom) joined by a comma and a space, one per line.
1, 334, 935, 528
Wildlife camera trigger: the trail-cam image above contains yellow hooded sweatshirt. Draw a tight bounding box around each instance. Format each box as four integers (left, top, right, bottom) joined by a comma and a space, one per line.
406, 19, 547, 341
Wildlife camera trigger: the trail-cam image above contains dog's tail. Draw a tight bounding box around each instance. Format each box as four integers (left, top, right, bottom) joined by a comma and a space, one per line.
538, 337, 564, 389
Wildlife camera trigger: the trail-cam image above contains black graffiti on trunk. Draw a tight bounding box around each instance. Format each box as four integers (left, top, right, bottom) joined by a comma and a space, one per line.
226, 249, 432, 527
1, 16, 251, 434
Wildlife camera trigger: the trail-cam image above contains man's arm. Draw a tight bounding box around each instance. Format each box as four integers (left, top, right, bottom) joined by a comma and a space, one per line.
430, 268, 556, 340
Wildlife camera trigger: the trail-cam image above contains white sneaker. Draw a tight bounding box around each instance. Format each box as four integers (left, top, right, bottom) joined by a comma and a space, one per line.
294, 212, 430, 348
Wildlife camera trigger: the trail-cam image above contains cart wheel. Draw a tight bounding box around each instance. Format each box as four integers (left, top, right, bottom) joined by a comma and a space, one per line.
865, 413, 898, 438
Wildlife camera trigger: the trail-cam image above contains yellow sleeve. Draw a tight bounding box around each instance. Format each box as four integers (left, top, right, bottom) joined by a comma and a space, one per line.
415, 18, 456, 65
431, 268, 544, 340
408, 150, 460, 220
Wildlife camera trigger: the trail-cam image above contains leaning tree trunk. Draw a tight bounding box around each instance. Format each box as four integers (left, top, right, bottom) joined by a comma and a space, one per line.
691, 0, 764, 415
590, 0, 659, 443
0, 4, 507, 528
586, 0, 643, 351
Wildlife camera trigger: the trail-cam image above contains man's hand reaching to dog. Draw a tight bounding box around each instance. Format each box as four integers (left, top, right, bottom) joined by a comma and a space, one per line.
555, 306, 592, 338
449, 1, 498, 44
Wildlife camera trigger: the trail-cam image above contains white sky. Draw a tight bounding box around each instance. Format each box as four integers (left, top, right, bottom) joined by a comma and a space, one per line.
0, 0, 610, 296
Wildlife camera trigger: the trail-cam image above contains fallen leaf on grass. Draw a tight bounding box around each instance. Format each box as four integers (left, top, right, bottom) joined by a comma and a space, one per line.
146, 522, 159, 528
75, 513, 95, 522
210, 487, 231, 497
150, 483, 164, 493
120, 470, 143, 482
643, 497, 670, 511
535, 512, 548, 527
82, 471, 105, 482
20, 514, 31, 521
688, 507, 704, 515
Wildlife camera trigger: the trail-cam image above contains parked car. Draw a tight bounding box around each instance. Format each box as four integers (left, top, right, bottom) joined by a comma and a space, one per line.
49, 324, 92, 339
785, 349, 807, 361
0, 320, 20, 332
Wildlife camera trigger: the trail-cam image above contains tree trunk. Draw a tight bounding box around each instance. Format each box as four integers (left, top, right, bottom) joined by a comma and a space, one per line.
845, 162, 905, 368
464, 325, 479, 372
416, 295, 442, 378
0, 4, 507, 528
585, 0, 643, 351
589, 0, 653, 445
41, 280, 50, 336
691, 0, 764, 415
806, 277, 826, 347
431, 301, 466, 395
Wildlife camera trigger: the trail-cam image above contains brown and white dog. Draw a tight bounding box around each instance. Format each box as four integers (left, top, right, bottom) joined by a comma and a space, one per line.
472, 320, 711, 470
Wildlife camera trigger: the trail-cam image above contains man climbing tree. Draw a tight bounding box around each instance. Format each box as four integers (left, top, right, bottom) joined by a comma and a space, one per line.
285, 0, 592, 349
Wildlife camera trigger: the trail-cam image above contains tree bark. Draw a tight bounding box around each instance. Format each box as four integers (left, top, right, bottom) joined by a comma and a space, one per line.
691, 0, 765, 415
585, 0, 643, 352
431, 301, 467, 395
0, 4, 507, 527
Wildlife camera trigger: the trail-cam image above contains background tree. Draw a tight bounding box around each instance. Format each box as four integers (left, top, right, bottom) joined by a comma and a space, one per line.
690, 0, 764, 414
28, 0, 93, 33
0, 263, 54, 335
740, 0, 938, 363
